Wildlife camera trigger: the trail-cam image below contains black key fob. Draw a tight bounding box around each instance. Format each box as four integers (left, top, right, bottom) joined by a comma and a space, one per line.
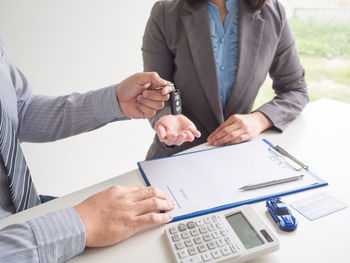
171, 89, 182, 115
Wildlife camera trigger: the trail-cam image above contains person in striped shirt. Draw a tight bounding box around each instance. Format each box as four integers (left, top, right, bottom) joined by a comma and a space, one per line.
0, 36, 175, 262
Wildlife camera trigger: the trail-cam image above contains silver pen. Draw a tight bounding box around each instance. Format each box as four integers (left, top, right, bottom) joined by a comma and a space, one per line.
239, 174, 304, 191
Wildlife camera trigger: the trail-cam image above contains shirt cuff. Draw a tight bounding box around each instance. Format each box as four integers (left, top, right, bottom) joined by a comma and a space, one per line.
27, 207, 86, 263
92, 85, 129, 123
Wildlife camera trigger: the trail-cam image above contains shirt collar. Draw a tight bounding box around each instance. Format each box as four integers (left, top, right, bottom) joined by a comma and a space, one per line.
206, 0, 239, 13
226, 0, 239, 12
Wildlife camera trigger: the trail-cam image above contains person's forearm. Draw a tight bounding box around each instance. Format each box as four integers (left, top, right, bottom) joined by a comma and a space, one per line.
0, 207, 85, 263
18, 85, 128, 142
256, 85, 308, 132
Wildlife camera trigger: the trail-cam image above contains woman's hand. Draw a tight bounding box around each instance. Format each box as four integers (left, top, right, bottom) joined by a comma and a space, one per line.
155, 115, 201, 146
207, 112, 272, 146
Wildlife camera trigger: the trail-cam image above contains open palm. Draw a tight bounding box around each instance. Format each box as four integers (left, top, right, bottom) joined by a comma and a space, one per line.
155, 115, 201, 146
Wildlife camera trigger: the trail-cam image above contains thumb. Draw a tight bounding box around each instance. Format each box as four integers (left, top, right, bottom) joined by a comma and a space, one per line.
141, 82, 152, 91
190, 128, 201, 138
142, 72, 168, 88
156, 123, 167, 141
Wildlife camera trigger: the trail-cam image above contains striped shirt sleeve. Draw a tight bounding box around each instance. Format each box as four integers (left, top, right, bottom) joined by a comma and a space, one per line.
18, 83, 129, 143
0, 207, 86, 263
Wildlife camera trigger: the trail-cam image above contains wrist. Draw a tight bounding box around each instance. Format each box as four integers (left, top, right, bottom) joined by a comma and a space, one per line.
74, 204, 92, 247
251, 111, 273, 132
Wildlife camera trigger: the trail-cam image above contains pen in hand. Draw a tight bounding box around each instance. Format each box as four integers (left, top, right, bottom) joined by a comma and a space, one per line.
239, 174, 304, 191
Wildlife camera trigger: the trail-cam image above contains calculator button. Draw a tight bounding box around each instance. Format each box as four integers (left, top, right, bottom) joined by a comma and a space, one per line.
201, 252, 212, 262
172, 234, 181, 242
178, 223, 187, 232
221, 247, 231, 256
188, 246, 199, 256
203, 233, 212, 242
216, 238, 225, 247
204, 217, 212, 224
199, 226, 208, 234
220, 229, 228, 236
224, 237, 232, 244
190, 229, 200, 236
185, 239, 194, 247
207, 241, 217, 250
211, 249, 221, 259
194, 236, 203, 244
169, 226, 178, 234
181, 254, 202, 263
211, 231, 221, 239
187, 221, 196, 229
215, 222, 222, 229
175, 241, 186, 250
198, 244, 208, 253
182, 231, 191, 239
211, 215, 218, 222
178, 249, 188, 258
208, 223, 216, 231
229, 245, 237, 253
196, 220, 204, 226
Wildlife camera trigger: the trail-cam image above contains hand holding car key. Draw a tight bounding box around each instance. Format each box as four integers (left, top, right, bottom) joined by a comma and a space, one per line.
154, 83, 201, 146
156, 83, 182, 115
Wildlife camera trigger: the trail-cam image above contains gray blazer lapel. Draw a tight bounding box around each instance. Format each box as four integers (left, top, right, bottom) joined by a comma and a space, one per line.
224, 0, 265, 118
182, 1, 224, 124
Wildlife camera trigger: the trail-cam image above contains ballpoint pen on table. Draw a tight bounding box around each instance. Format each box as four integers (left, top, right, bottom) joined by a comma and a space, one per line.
239, 174, 304, 191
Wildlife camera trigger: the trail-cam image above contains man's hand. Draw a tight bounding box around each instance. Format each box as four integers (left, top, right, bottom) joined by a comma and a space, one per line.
155, 115, 201, 146
74, 185, 175, 247
207, 112, 273, 146
116, 72, 173, 118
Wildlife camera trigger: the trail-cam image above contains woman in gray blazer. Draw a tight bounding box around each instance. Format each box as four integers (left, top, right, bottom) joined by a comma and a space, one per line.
142, 0, 309, 160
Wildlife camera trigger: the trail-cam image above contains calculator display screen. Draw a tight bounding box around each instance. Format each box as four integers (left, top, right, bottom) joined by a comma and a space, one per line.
225, 212, 264, 249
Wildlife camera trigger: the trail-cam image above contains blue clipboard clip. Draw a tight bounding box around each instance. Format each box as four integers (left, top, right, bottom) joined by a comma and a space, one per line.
263, 139, 309, 172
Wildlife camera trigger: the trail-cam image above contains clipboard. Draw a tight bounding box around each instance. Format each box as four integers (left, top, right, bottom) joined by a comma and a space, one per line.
137, 139, 328, 222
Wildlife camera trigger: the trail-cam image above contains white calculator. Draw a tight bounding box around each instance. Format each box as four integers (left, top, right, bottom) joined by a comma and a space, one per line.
165, 205, 279, 263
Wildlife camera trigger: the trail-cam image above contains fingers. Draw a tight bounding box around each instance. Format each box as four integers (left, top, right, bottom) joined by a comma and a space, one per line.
137, 95, 165, 111
131, 186, 175, 229
155, 114, 201, 146
164, 132, 187, 146
210, 129, 247, 146
160, 85, 174, 95
135, 197, 175, 216
137, 213, 174, 229
142, 89, 171, 102
138, 72, 168, 88
136, 103, 157, 118
131, 186, 169, 202
184, 130, 195, 142
224, 133, 250, 145
135, 89, 171, 117
208, 117, 241, 145
156, 124, 167, 141
161, 130, 199, 146
189, 128, 201, 138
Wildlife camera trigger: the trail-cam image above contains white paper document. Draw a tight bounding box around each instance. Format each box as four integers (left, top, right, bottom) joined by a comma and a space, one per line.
290, 192, 348, 221
138, 140, 326, 219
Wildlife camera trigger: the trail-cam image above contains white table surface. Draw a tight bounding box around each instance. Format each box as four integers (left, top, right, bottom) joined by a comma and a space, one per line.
1, 99, 349, 263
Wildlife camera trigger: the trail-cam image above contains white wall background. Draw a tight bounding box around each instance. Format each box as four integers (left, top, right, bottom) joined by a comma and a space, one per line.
0, 0, 159, 196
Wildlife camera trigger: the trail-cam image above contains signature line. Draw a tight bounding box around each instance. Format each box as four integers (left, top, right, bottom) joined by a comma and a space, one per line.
166, 185, 181, 209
